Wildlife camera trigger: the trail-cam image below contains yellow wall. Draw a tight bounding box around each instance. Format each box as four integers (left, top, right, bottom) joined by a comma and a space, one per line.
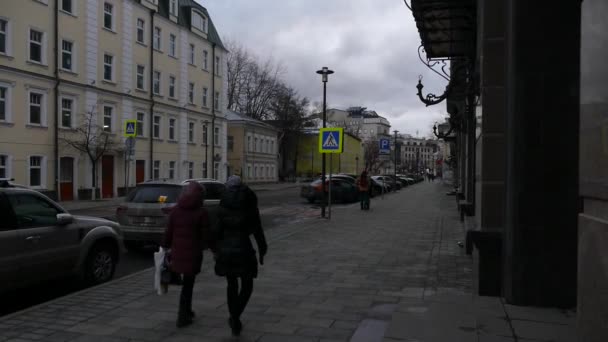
296, 133, 364, 177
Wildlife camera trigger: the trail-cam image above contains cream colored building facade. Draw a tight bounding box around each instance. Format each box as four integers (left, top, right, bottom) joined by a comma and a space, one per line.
0, 0, 229, 200
225, 110, 279, 183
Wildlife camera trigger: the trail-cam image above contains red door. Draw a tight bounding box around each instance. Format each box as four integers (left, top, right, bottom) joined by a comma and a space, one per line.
59, 157, 74, 201
102, 156, 114, 198
136, 160, 145, 184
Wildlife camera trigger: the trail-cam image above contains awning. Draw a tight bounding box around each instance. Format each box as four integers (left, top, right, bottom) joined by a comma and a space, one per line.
411, 0, 476, 59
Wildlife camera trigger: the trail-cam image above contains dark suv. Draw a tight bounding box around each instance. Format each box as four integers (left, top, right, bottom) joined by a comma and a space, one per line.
116, 179, 225, 248
0, 187, 124, 292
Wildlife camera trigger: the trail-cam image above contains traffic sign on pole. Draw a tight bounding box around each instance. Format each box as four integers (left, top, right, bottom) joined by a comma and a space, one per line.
379, 138, 391, 155
319, 128, 344, 153
124, 120, 137, 137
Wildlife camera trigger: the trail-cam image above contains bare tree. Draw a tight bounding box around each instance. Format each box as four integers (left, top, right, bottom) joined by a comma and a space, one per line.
60, 107, 122, 200
363, 138, 380, 173
225, 39, 252, 111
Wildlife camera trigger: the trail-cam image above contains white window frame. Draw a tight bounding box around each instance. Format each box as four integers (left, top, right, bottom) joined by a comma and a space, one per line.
59, 95, 76, 129
214, 91, 220, 110
102, 104, 114, 132
103, 2, 114, 31
136, 64, 145, 90
169, 33, 177, 57
27, 89, 46, 126
136, 18, 145, 44
0, 82, 13, 123
188, 161, 194, 179
214, 126, 220, 146
203, 50, 208, 70
215, 56, 220, 75
153, 114, 161, 139
202, 123, 208, 145
170, 0, 178, 16
136, 111, 145, 137
153, 27, 161, 51
168, 117, 177, 141
28, 155, 46, 189
0, 154, 11, 180
153, 70, 161, 95
28, 28, 46, 65
191, 10, 207, 33
189, 44, 195, 65
188, 121, 195, 143
60, 39, 75, 72
0, 17, 12, 56
153, 160, 160, 180
103, 53, 114, 82
61, 0, 76, 15
169, 75, 176, 98
188, 82, 194, 104
169, 161, 176, 179
202, 87, 208, 107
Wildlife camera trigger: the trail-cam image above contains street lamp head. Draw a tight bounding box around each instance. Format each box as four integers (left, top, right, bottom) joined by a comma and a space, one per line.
316, 66, 334, 82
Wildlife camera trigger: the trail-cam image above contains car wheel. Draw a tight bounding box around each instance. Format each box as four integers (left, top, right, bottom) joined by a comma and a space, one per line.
84, 242, 117, 285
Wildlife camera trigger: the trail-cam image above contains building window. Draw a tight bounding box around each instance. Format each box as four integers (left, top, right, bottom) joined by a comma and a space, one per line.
103, 106, 112, 132
247, 136, 251, 152
103, 54, 113, 81
61, 40, 73, 71
136, 65, 145, 90
214, 126, 220, 146
0, 19, 7, 54
191, 11, 207, 33
103, 2, 113, 30
153, 71, 161, 94
202, 87, 208, 107
202, 124, 208, 145
153, 115, 161, 138
153, 160, 160, 180
29, 92, 43, 125
169, 118, 176, 140
0, 155, 7, 179
0, 86, 6, 121
60, 97, 73, 128
254, 137, 258, 152
203, 50, 208, 70
271, 140, 274, 154
62, 0, 73, 14
169, 0, 178, 16
214, 91, 220, 110
136, 112, 144, 137
188, 161, 193, 179
29, 156, 43, 187
153, 27, 161, 50
227, 136, 234, 152
189, 44, 195, 64
188, 122, 194, 143
169, 34, 176, 57
188, 83, 194, 104
29, 29, 43, 63
169, 76, 176, 98
169, 161, 176, 179
215, 56, 220, 75
136, 19, 145, 44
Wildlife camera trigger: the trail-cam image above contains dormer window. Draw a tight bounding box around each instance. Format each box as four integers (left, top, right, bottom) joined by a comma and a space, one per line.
191, 10, 207, 33
170, 0, 178, 16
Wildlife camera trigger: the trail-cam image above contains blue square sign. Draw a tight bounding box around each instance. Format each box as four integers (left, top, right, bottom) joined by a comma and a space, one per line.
379, 138, 391, 155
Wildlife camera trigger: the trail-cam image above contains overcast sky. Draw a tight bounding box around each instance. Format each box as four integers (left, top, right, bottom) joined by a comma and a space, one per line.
200, 0, 449, 137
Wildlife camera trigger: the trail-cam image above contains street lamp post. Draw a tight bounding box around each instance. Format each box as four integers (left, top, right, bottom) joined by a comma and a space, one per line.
316, 66, 334, 218
394, 130, 399, 185
204, 120, 209, 178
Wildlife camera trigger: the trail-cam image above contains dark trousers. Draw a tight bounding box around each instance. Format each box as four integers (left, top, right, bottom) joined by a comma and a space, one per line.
179, 275, 196, 318
227, 276, 254, 319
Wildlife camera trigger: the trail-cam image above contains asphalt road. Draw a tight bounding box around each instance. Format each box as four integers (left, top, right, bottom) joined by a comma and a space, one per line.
0, 185, 319, 317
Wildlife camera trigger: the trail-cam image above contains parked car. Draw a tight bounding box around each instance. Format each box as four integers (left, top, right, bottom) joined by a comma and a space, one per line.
381, 175, 403, 190
300, 178, 359, 204
0, 187, 124, 293
0, 178, 28, 189
371, 176, 392, 194
116, 179, 225, 249
398, 176, 415, 186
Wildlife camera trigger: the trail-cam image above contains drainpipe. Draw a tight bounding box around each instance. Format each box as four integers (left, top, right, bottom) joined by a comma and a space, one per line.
211, 43, 216, 179
149, 9, 155, 179
53, 0, 60, 200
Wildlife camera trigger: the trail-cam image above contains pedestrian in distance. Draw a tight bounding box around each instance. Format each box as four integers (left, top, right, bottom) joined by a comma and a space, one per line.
357, 170, 371, 210
162, 181, 210, 328
212, 175, 268, 336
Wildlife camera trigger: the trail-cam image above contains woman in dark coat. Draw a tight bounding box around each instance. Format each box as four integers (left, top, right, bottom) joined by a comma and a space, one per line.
213, 175, 267, 336
163, 181, 209, 328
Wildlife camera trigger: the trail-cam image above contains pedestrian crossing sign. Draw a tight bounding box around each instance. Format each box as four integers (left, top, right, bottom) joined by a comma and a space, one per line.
124, 120, 137, 137
319, 128, 344, 154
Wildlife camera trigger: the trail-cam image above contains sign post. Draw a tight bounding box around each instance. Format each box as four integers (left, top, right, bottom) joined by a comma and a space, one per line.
124, 120, 137, 191
319, 128, 344, 219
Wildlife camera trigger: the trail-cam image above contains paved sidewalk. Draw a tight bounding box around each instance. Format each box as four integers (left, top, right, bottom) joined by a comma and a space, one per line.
0, 182, 575, 342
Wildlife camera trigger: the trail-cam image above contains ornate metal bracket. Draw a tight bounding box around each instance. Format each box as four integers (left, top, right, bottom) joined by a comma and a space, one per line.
433, 122, 454, 139
417, 75, 450, 107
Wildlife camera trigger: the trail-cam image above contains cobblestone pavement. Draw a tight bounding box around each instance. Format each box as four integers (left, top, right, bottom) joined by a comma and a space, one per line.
0, 181, 575, 342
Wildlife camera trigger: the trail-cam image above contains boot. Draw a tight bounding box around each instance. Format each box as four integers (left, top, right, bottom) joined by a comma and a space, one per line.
229, 317, 242, 336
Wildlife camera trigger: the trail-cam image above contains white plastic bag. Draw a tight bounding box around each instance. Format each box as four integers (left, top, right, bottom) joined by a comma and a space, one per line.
154, 247, 168, 295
